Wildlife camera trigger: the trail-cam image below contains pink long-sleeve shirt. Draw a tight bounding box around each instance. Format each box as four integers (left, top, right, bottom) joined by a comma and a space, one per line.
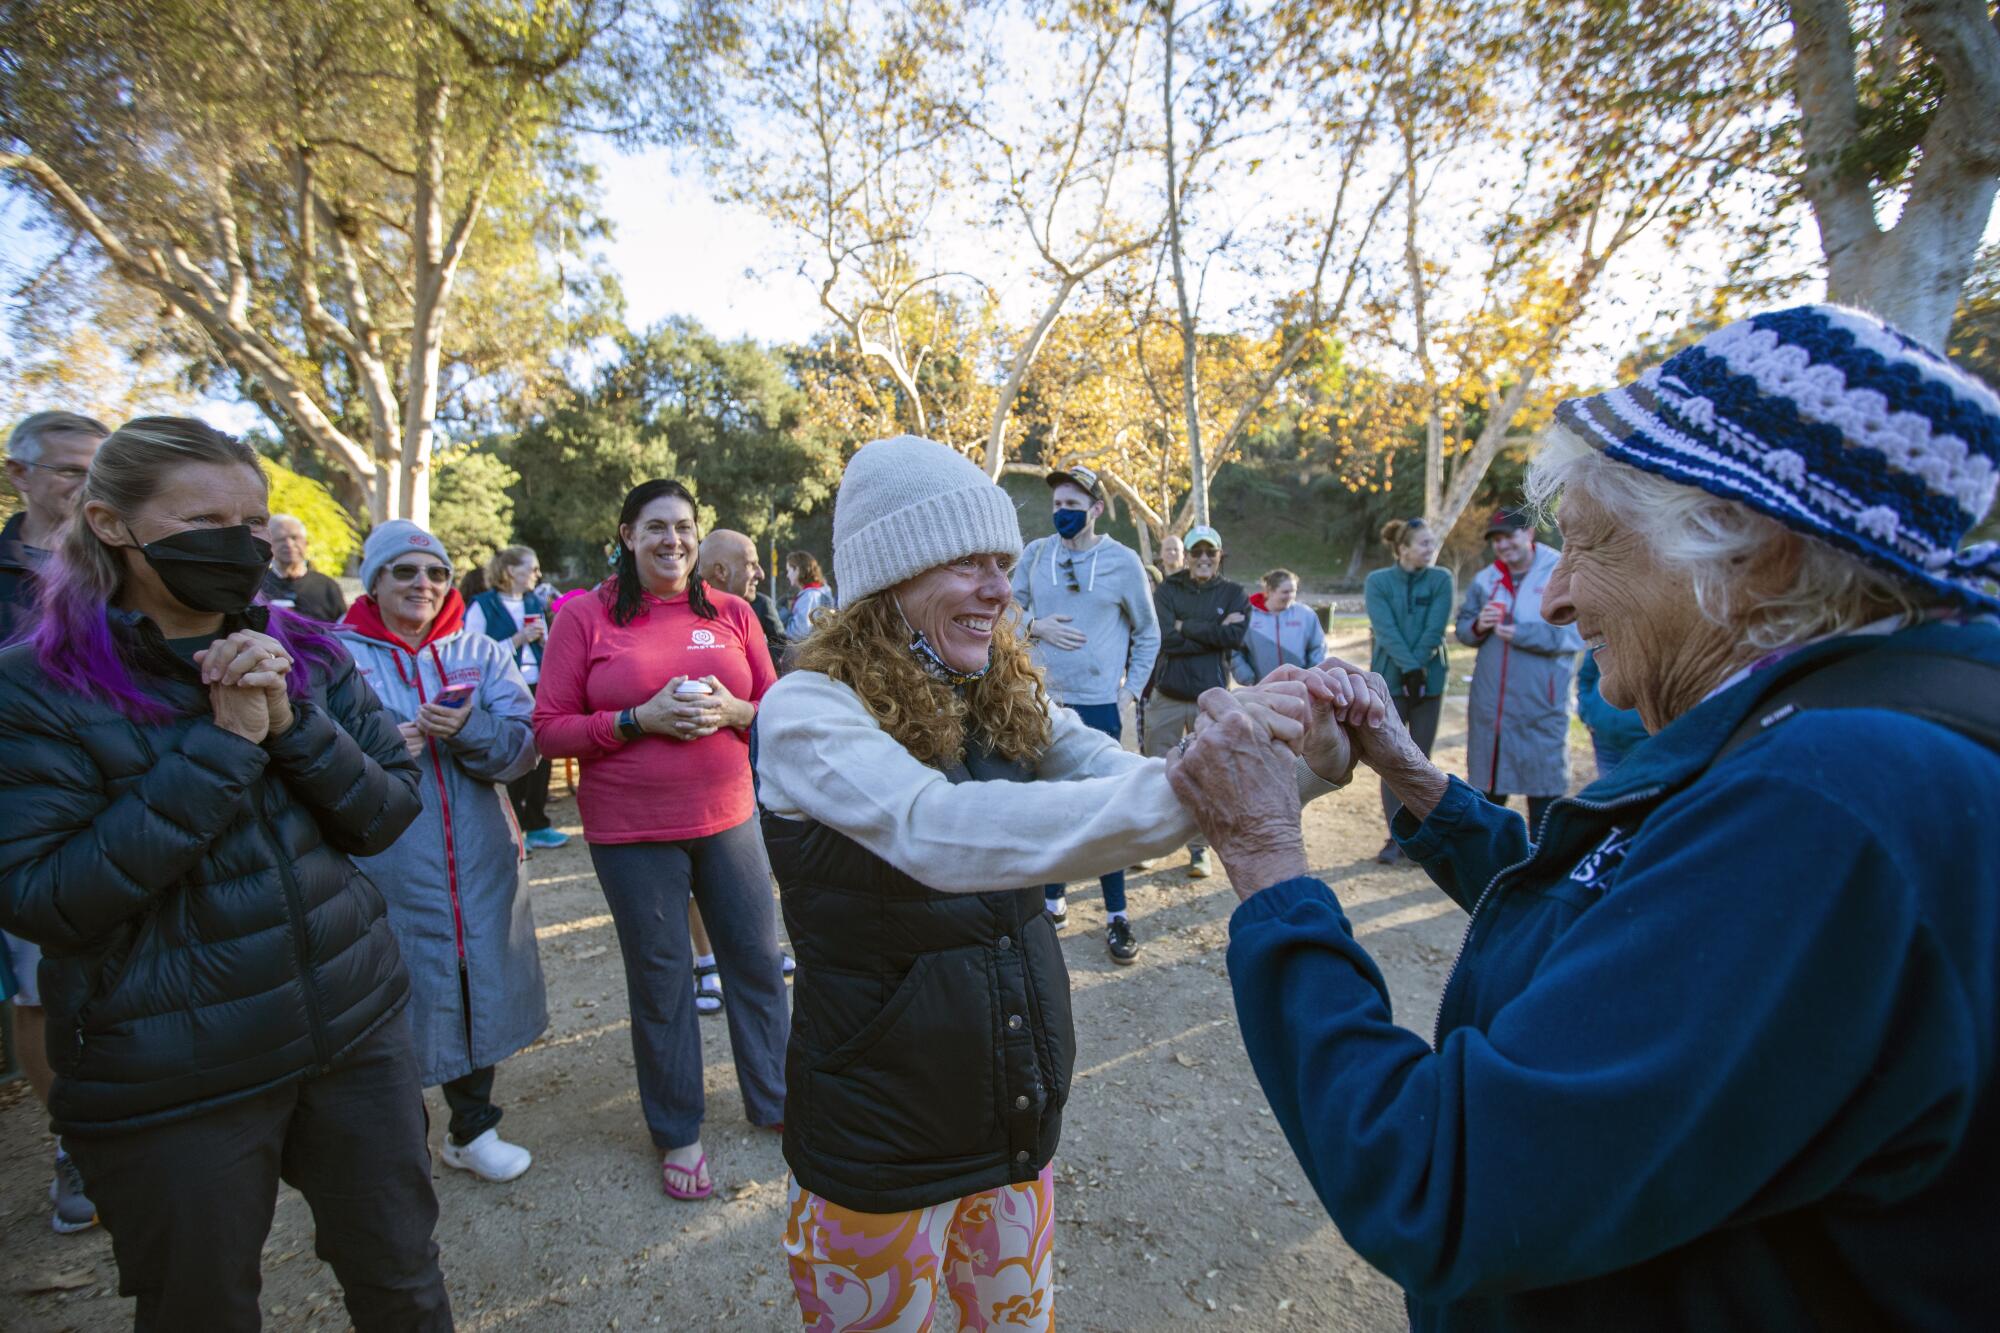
532, 585, 776, 843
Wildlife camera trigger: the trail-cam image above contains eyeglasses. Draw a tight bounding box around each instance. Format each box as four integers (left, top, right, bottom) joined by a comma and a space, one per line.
14, 461, 89, 482
388, 563, 452, 585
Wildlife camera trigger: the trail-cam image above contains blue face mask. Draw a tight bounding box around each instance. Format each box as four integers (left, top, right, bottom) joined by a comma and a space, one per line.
1052, 508, 1089, 540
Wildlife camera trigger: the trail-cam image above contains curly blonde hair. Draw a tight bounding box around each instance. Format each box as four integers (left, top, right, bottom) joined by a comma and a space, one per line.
795, 594, 1053, 767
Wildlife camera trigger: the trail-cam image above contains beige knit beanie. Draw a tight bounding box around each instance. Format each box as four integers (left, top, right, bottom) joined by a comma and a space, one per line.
833, 435, 1022, 606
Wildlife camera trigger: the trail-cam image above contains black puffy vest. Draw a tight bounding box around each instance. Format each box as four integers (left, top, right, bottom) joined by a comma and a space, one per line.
763, 744, 1076, 1213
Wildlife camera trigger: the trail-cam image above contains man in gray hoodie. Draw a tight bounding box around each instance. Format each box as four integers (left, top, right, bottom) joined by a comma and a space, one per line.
1013, 464, 1161, 964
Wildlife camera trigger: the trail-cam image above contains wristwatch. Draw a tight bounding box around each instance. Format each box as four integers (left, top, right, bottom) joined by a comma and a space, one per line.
616, 707, 645, 741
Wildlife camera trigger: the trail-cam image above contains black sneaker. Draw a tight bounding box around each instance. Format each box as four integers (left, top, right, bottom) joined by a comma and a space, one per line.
1105, 917, 1139, 965
1046, 898, 1068, 929
1374, 839, 1404, 865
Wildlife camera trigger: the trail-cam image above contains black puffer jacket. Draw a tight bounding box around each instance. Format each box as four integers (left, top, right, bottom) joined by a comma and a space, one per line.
764, 745, 1075, 1213
0, 512, 44, 644
0, 607, 422, 1136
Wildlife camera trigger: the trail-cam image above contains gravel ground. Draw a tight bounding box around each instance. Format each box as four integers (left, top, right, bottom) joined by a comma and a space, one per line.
2, 638, 1590, 1332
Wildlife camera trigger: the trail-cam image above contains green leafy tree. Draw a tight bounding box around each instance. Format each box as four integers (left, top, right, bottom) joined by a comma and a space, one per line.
1, 0, 642, 524
429, 447, 521, 580
507, 319, 843, 574
610, 321, 845, 545
507, 387, 680, 577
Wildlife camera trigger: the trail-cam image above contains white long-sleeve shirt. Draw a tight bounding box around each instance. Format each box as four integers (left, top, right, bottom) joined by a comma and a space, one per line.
756, 669, 1333, 894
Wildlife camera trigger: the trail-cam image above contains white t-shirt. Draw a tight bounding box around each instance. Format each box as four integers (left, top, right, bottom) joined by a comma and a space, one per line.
464, 594, 541, 685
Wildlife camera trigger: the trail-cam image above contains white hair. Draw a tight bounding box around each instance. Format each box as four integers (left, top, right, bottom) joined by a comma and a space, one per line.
1525, 425, 1942, 653
268, 512, 306, 534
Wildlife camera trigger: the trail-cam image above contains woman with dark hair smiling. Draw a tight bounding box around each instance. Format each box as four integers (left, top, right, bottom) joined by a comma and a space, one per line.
0, 417, 447, 1329
533, 479, 788, 1202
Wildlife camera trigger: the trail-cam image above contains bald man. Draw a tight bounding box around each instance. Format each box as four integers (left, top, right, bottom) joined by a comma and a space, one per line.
700, 529, 789, 665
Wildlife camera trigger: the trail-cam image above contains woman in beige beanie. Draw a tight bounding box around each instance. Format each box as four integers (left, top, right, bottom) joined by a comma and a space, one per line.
754, 435, 1348, 1330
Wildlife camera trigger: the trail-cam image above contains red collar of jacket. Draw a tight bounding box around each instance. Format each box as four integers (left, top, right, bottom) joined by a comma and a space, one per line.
343, 589, 465, 652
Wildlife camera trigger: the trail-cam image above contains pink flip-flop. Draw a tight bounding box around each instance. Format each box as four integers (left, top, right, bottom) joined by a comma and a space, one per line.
662, 1154, 713, 1201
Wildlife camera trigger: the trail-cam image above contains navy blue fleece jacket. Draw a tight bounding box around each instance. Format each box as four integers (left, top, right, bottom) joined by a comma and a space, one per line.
1227, 620, 2000, 1331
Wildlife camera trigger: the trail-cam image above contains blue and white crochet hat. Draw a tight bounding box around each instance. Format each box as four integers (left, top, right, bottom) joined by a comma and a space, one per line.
1555, 304, 2000, 614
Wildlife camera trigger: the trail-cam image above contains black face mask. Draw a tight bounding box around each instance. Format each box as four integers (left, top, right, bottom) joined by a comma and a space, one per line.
130, 524, 273, 614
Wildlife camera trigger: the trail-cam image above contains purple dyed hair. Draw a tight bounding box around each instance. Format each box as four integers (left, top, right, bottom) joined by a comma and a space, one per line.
28, 415, 348, 722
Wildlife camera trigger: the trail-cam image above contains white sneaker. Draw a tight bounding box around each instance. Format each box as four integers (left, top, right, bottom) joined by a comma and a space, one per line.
440, 1129, 533, 1182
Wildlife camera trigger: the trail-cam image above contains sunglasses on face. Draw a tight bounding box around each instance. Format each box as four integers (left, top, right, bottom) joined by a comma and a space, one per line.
389, 563, 452, 585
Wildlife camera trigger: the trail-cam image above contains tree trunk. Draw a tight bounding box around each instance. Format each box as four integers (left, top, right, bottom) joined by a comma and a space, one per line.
1399, 109, 1446, 524
1822, 177, 1999, 349
985, 275, 1078, 478
1160, 0, 1209, 527
1788, 0, 2000, 349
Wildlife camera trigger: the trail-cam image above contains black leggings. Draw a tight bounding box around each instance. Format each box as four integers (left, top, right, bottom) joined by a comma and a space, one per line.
509, 684, 554, 832
65, 1015, 449, 1332
1381, 692, 1444, 831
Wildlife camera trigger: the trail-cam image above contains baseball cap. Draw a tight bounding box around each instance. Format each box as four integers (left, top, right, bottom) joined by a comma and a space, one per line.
1045, 463, 1107, 507
1483, 507, 1533, 538
1184, 524, 1223, 551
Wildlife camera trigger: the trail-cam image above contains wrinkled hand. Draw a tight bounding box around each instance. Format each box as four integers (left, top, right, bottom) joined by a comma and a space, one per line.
398, 721, 426, 758
513, 619, 547, 648
1196, 681, 1309, 752
1037, 615, 1088, 651
1166, 696, 1308, 900
209, 681, 272, 744
417, 699, 471, 738
1312, 657, 1450, 821
1252, 664, 1360, 784
196, 630, 294, 737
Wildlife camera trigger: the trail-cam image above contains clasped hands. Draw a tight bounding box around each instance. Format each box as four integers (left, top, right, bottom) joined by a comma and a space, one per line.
632, 675, 754, 741
193, 630, 295, 745
1164, 658, 1428, 900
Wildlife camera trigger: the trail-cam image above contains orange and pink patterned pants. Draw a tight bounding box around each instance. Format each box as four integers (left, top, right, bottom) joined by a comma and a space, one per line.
783, 1166, 1055, 1331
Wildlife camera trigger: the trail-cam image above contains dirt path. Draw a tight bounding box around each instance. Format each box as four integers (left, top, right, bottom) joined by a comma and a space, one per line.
3, 660, 1585, 1331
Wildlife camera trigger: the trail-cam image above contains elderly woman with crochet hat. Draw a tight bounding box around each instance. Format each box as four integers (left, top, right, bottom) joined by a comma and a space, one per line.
1163, 306, 2000, 1332
755, 435, 1349, 1332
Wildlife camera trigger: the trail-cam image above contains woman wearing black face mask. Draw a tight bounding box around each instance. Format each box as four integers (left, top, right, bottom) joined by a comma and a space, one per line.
0, 417, 451, 1331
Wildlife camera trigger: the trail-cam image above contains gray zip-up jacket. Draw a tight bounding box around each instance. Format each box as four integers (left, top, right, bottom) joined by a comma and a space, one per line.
338, 607, 548, 1087
1011, 534, 1160, 707
1455, 544, 1584, 798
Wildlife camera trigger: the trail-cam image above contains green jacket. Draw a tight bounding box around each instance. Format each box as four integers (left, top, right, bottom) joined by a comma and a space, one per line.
1365, 564, 1453, 697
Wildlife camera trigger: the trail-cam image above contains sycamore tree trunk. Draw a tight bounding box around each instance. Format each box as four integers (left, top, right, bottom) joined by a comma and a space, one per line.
1789, 0, 2000, 349
1160, 0, 1210, 528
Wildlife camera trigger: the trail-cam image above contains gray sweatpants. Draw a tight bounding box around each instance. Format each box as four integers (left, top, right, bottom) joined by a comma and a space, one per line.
589, 818, 790, 1150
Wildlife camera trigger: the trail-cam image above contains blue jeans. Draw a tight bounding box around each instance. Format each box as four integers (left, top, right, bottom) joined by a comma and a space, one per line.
1043, 702, 1128, 915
